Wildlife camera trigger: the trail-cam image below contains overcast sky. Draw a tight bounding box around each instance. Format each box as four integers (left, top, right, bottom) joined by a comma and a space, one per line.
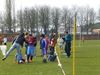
0, 0, 100, 12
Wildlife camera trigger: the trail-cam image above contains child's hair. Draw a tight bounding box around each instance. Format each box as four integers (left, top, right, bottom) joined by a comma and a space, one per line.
24, 32, 29, 35
29, 34, 32, 36
41, 34, 45, 38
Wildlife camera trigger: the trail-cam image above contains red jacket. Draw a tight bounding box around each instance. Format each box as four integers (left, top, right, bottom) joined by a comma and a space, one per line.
28, 36, 34, 45
50, 38, 56, 47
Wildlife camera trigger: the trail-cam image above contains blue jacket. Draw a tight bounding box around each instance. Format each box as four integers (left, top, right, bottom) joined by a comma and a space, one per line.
41, 38, 47, 49
65, 34, 72, 42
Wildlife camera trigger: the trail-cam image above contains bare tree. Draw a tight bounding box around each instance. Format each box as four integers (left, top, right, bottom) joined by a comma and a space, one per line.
51, 8, 60, 37
12, 0, 16, 33
61, 7, 69, 30
98, 8, 100, 21
61, 7, 74, 32
0, 13, 2, 27
0, 13, 4, 33
29, 8, 36, 32
17, 10, 24, 33
35, 7, 39, 34
5, 0, 13, 33
23, 8, 30, 32
78, 7, 86, 35
23, 8, 39, 33
68, 6, 78, 33
39, 6, 50, 34
2, 3, 98, 34
84, 6, 96, 34
88, 8, 96, 32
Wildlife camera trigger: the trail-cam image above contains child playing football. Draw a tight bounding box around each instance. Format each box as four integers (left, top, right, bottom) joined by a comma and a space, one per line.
26, 33, 35, 63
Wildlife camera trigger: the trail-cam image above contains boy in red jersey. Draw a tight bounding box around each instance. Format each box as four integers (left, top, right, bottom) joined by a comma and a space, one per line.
26, 34, 35, 63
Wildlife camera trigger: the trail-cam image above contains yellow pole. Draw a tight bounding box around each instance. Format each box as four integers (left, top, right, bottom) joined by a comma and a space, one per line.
58, 32, 61, 55
72, 13, 77, 75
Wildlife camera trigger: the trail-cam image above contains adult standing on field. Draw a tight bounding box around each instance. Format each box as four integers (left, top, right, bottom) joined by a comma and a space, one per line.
64, 31, 72, 58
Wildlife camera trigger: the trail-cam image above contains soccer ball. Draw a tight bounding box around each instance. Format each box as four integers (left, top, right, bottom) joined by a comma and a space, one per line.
18, 60, 23, 64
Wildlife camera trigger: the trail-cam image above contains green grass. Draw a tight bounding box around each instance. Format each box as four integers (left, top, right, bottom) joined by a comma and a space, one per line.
76, 40, 100, 75
0, 40, 100, 75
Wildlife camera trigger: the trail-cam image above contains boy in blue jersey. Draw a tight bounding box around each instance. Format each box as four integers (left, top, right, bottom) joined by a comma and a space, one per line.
40, 34, 47, 63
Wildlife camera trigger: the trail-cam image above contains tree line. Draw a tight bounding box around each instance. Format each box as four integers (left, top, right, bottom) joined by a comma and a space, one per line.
0, 5, 100, 36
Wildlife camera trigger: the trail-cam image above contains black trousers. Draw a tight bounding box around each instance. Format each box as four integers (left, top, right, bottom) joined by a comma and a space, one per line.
65, 41, 71, 57
50, 46, 55, 55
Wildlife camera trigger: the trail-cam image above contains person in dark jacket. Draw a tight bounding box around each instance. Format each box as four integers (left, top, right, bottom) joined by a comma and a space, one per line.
64, 31, 72, 58
2, 32, 29, 63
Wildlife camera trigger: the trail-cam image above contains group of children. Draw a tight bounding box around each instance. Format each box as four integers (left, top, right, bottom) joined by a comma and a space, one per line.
2, 32, 57, 64
40, 32, 57, 63
13, 32, 37, 63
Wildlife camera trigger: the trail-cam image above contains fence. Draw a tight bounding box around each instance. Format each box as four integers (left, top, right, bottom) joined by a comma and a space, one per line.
0, 34, 100, 43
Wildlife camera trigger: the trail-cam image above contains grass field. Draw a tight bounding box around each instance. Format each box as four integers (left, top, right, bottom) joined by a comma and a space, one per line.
0, 40, 100, 75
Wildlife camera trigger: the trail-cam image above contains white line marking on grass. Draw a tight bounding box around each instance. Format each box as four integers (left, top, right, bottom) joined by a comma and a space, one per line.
55, 46, 66, 75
